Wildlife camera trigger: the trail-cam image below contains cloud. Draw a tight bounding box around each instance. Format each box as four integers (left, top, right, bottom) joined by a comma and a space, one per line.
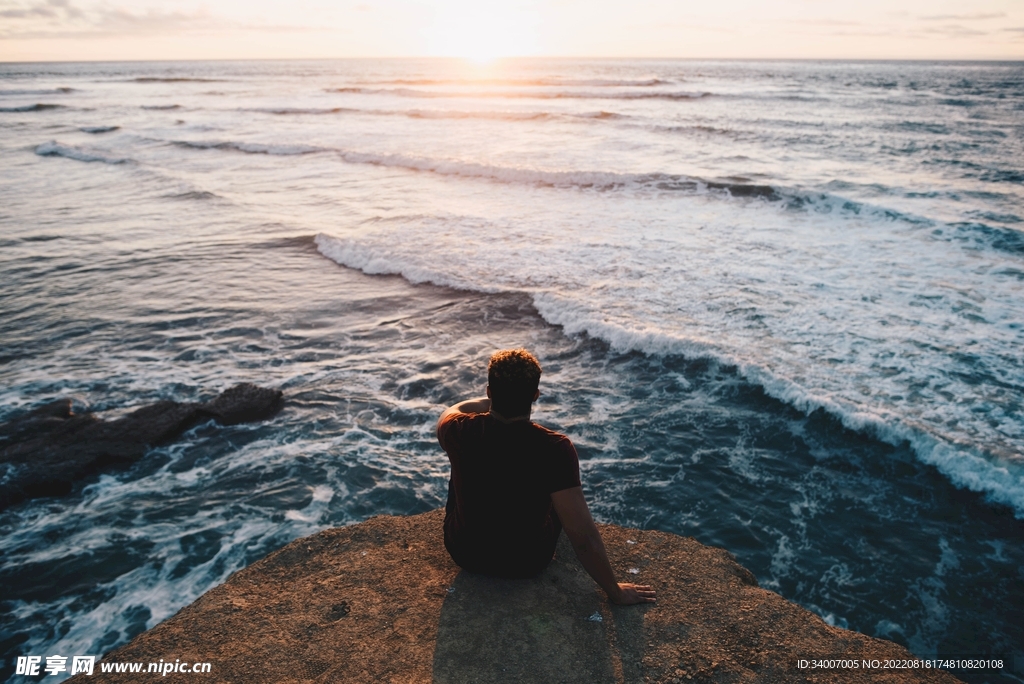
0, 0, 81, 19
0, 5, 55, 17
917, 24, 988, 38
820, 28, 897, 38
794, 19, 866, 27
0, 0, 324, 38
919, 12, 1005, 21
649, 21, 737, 34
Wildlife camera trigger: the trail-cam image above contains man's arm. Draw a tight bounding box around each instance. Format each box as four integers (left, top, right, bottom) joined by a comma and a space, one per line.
437, 397, 491, 439
551, 486, 656, 605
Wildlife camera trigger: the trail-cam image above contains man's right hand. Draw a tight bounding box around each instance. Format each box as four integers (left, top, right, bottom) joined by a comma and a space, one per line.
610, 582, 657, 605
552, 487, 659, 606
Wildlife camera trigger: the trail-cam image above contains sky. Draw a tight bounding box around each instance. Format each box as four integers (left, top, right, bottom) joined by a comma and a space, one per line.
1, 0, 1022, 62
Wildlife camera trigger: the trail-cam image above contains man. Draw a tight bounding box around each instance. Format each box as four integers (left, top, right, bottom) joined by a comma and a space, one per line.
437, 348, 656, 606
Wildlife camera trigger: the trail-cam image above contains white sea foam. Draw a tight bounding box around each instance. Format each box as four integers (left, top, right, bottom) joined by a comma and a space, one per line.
314, 199, 1024, 519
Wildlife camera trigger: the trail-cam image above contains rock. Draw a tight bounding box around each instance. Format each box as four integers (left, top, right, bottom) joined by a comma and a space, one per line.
204, 383, 284, 425
75, 509, 960, 683
0, 383, 283, 510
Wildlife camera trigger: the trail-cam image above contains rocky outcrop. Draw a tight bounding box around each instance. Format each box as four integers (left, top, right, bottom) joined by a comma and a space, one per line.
0, 383, 283, 510
76, 509, 960, 683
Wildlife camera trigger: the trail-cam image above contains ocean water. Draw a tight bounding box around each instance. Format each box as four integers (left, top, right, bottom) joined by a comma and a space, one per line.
1, 59, 1022, 679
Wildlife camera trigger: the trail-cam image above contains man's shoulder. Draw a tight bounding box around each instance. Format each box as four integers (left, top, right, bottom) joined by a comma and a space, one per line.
437, 410, 480, 440
528, 420, 570, 440
527, 421, 576, 453
439, 410, 478, 427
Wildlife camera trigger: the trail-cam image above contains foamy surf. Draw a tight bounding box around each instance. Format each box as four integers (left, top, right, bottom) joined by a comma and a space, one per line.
314, 228, 1024, 519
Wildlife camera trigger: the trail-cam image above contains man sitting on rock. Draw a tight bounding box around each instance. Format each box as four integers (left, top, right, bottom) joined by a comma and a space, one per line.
437, 348, 656, 605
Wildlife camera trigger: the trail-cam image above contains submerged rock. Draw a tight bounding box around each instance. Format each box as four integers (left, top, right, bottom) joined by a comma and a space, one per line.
76, 509, 960, 683
0, 383, 283, 510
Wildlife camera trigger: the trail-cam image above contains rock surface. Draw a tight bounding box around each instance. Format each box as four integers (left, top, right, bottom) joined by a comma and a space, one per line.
0, 383, 283, 510
76, 509, 960, 683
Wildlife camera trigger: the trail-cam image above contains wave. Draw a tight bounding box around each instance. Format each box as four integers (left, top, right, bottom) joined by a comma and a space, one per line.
166, 136, 1022, 256
170, 140, 323, 156
141, 104, 182, 110
131, 77, 222, 83
406, 108, 554, 121
320, 150, 769, 197
366, 77, 675, 87
162, 190, 220, 201
382, 155, 781, 200
170, 138, 768, 194
80, 125, 120, 134
34, 141, 130, 164
944, 222, 1024, 255
534, 307, 1024, 522
658, 123, 742, 138
313, 231, 1024, 519
255, 106, 359, 116
0, 104, 66, 112
324, 86, 711, 101
578, 110, 626, 120
250, 106, 625, 123
928, 158, 1024, 184
0, 87, 75, 96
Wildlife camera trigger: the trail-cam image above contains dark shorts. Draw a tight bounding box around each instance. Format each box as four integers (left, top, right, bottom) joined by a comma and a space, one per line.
443, 523, 560, 579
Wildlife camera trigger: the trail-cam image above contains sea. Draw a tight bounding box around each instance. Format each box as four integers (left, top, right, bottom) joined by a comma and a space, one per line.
1, 59, 1022, 680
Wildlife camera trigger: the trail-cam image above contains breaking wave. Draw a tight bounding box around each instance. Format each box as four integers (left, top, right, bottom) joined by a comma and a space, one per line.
34, 141, 130, 164
165, 137, 1024, 257
313, 231, 1024, 519
0, 87, 74, 96
365, 77, 674, 87
0, 104, 66, 112
131, 77, 222, 83
250, 106, 628, 123
162, 190, 220, 201
325, 86, 711, 101
170, 140, 323, 156
80, 125, 120, 134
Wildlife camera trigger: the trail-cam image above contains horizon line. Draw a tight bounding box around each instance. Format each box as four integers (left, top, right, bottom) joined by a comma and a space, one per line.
3, 56, 1024, 65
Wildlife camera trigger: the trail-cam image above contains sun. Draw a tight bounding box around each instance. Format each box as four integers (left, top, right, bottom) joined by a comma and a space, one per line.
423, 3, 540, 60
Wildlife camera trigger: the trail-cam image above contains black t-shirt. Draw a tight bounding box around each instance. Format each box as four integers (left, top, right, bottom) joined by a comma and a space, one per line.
438, 411, 581, 577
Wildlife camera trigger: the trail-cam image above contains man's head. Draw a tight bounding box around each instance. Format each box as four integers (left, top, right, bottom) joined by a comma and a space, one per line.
486, 348, 542, 418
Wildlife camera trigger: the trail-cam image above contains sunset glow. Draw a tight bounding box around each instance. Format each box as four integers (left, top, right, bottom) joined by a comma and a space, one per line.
0, 0, 1021, 61
423, 2, 540, 61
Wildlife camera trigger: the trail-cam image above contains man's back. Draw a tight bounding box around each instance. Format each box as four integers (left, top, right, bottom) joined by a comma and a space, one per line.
438, 411, 580, 577
436, 348, 654, 605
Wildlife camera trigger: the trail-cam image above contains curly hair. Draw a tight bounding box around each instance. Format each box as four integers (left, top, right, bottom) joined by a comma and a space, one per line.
487, 348, 542, 417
